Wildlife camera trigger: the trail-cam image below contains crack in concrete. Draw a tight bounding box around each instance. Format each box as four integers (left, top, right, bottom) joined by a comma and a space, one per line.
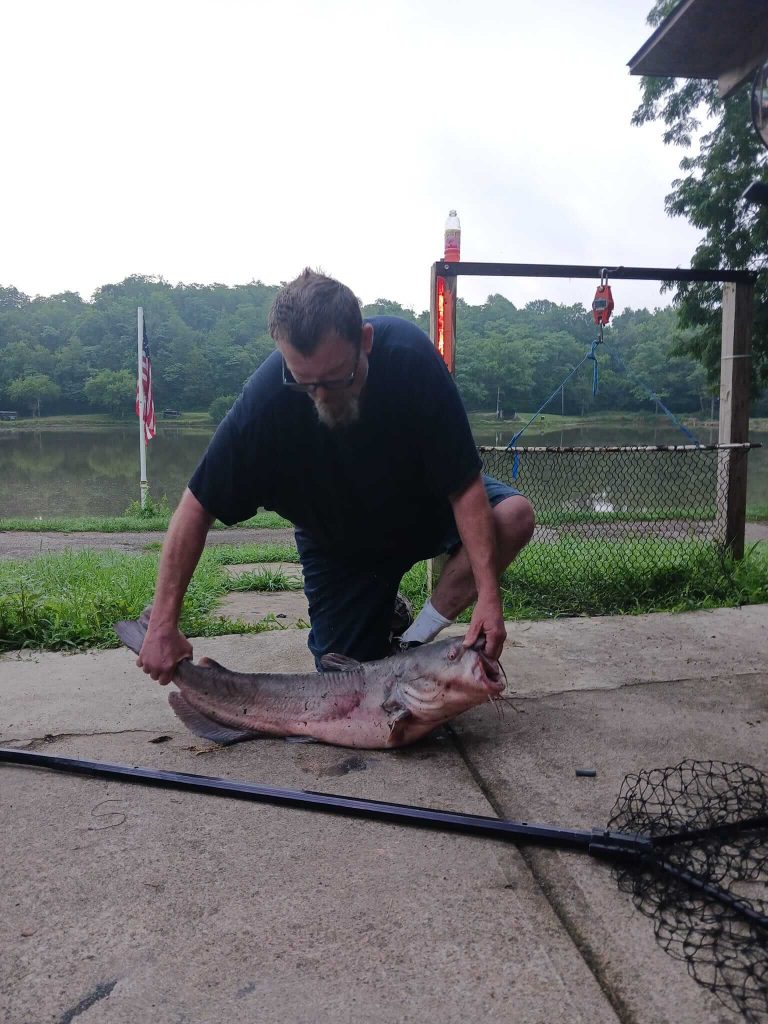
0, 729, 167, 750
513, 668, 767, 701
447, 723, 639, 1024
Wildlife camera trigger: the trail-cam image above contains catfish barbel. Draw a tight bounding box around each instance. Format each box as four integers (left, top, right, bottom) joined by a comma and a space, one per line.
115, 610, 505, 749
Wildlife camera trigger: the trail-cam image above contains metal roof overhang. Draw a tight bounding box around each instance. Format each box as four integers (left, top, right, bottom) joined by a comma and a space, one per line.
628, 0, 768, 98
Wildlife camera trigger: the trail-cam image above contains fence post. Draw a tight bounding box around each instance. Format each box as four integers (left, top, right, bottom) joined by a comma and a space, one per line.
717, 281, 753, 559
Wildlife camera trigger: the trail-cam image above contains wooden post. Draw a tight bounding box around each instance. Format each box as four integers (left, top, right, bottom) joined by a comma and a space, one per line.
717, 281, 753, 559
428, 264, 457, 591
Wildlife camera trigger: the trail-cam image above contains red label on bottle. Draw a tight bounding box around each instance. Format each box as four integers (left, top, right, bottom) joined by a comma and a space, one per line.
444, 231, 461, 262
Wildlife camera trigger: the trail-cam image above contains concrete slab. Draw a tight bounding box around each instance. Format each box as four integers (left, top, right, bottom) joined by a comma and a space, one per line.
451, 671, 767, 1024
1, 734, 620, 1024
1, 605, 766, 1024
443, 603, 768, 696
214, 590, 310, 627
0, 630, 317, 742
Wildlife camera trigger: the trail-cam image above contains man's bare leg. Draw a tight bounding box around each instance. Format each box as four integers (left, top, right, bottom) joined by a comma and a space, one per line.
430, 495, 534, 619
399, 496, 535, 646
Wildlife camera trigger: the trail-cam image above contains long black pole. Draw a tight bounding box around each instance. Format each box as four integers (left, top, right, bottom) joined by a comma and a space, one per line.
4, 748, 766, 934
0, 747, 644, 854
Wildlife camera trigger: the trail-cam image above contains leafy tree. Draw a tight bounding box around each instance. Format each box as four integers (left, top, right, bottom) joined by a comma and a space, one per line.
7, 374, 61, 417
633, 0, 768, 396
0, 273, 716, 419
83, 369, 136, 416
209, 394, 237, 424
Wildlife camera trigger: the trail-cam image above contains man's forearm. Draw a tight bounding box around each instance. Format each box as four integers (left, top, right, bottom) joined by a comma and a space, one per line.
150, 488, 214, 629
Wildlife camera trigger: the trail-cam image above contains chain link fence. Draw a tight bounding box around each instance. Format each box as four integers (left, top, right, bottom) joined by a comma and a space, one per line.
480, 443, 757, 613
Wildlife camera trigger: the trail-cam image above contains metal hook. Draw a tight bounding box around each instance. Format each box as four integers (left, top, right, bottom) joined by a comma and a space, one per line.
600, 267, 608, 287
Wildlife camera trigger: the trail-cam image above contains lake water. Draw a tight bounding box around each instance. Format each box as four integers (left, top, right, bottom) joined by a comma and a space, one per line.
0, 420, 765, 518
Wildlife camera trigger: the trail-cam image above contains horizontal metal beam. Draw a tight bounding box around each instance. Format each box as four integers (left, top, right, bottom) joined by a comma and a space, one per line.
432, 261, 756, 284
477, 443, 761, 454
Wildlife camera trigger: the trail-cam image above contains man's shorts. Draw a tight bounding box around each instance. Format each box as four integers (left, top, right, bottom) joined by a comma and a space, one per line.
295, 475, 524, 668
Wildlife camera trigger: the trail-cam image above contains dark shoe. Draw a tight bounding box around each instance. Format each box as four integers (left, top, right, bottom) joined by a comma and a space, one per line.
390, 638, 423, 655
389, 593, 414, 637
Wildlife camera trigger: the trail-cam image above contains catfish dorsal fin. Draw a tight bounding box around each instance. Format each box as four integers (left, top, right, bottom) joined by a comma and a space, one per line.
319, 653, 364, 673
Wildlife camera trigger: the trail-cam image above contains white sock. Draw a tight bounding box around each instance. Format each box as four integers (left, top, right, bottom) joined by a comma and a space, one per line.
399, 599, 454, 644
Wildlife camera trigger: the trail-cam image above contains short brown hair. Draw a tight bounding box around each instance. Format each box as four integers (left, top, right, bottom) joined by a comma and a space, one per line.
267, 269, 362, 355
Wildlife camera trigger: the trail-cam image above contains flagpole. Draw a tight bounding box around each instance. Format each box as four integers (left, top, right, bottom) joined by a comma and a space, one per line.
137, 306, 148, 509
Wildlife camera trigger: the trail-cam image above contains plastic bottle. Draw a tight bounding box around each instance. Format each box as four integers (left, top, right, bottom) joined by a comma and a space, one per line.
444, 210, 461, 262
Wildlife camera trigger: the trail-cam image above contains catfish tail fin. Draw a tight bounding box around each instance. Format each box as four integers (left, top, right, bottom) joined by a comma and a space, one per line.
114, 604, 153, 654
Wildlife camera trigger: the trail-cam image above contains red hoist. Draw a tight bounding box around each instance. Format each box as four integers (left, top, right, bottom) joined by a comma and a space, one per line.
592, 268, 614, 342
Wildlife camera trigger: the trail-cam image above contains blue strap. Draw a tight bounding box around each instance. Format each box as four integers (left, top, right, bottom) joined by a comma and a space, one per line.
609, 349, 703, 446
506, 337, 602, 478
587, 339, 600, 396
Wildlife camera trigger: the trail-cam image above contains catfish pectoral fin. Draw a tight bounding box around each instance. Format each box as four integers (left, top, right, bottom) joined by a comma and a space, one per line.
386, 707, 413, 746
168, 692, 256, 745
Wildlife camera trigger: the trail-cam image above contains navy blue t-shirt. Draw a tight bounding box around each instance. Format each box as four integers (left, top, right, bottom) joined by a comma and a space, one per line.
188, 316, 481, 565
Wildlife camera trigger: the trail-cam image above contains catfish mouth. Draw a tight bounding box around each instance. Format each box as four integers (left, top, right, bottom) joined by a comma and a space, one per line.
473, 649, 505, 695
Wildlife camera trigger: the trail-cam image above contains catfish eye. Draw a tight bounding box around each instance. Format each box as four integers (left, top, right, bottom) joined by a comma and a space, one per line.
448, 647, 458, 661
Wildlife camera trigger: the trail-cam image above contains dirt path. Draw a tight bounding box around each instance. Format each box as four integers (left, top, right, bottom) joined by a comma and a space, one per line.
0, 528, 296, 560
2, 521, 766, 561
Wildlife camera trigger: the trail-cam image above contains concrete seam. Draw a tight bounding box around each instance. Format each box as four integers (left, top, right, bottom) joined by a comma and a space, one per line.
511, 668, 767, 700
0, 729, 168, 750
447, 724, 640, 1024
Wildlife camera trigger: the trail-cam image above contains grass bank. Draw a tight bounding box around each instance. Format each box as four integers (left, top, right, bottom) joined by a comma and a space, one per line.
0, 543, 301, 651
0, 412, 214, 432
1, 540, 766, 652
2, 507, 766, 531
0, 510, 293, 533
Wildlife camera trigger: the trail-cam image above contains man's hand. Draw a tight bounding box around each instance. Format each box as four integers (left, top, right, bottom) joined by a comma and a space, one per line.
463, 591, 507, 662
137, 624, 193, 686
135, 487, 213, 685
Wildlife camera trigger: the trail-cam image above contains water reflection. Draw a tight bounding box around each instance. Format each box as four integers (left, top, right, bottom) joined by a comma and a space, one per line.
0, 421, 765, 517
0, 427, 214, 517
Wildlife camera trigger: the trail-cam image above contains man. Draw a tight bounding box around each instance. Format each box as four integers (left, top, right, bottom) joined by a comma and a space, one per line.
138, 269, 534, 685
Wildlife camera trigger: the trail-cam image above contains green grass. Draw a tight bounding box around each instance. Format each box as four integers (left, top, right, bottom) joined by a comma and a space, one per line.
499, 538, 768, 619
0, 510, 293, 532
1, 539, 766, 652
0, 543, 301, 651
396, 539, 768, 623
0, 412, 214, 432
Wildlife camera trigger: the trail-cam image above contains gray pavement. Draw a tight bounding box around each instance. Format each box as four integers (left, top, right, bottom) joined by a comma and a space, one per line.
1, 605, 767, 1024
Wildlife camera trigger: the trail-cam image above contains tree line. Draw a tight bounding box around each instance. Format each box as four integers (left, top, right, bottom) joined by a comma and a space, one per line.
1, 275, 751, 422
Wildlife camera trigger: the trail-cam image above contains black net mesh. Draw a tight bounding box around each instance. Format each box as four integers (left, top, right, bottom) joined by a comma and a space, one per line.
479, 444, 753, 611
606, 760, 768, 1021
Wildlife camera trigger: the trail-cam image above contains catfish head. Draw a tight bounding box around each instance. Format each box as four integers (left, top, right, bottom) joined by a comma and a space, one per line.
384, 635, 505, 739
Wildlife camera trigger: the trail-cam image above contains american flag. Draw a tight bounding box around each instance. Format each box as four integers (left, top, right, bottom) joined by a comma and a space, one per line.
136, 320, 156, 442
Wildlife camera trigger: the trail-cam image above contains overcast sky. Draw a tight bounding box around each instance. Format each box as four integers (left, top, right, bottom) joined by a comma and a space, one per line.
3, 0, 704, 314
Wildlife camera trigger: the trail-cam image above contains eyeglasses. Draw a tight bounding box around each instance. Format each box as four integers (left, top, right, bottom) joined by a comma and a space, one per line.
281, 351, 360, 393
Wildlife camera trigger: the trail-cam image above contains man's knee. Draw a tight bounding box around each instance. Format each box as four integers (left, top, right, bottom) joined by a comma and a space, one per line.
493, 495, 535, 558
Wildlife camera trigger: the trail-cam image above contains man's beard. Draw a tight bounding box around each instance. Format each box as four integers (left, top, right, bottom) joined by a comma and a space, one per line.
312, 394, 360, 429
